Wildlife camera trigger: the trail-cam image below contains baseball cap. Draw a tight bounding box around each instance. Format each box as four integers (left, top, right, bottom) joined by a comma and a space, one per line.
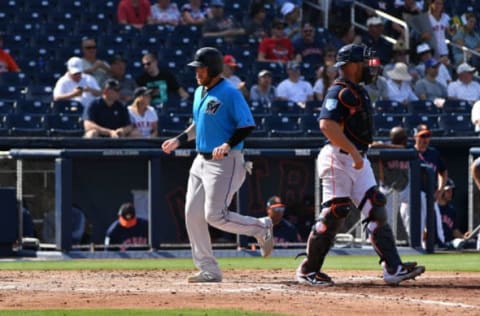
281, 2, 296, 16
416, 42, 432, 54
457, 62, 476, 74
118, 202, 137, 228
210, 0, 224, 7
66, 56, 84, 75
258, 69, 271, 77
133, 86, 153, 98
287, 61, 301, 70
424, 58, 440, 68
367, 16, 383, 26
442, 178, 455, 191
223, 54, 238, 67
103, 78, 120, 91
266, 196, 286, 212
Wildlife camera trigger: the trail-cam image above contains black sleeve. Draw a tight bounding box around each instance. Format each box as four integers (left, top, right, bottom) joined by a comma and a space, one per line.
227, 126, 255, 147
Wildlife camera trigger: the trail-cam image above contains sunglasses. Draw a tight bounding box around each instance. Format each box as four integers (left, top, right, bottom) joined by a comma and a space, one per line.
419, 133, 431, 139
83, 46, 97, 49
271, 206, 285, 212
143, 62, 152, 66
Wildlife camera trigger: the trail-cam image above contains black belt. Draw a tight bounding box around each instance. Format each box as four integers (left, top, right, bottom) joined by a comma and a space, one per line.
198, 152, 228, 160
339, 149, 366, 157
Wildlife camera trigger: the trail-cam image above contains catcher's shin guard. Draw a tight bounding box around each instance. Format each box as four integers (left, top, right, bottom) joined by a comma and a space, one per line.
301, 197, 354, 274
361, 186, 402, 270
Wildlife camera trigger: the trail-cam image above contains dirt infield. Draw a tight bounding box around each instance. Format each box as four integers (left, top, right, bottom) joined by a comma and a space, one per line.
0, 269, 479, 315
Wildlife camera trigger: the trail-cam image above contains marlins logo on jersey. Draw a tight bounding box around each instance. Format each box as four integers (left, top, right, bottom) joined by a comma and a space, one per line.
205, 98, 221, 114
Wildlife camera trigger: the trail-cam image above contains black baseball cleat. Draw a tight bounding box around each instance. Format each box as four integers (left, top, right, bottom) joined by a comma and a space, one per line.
296, 271, 334, 286
382, 262, 426, 285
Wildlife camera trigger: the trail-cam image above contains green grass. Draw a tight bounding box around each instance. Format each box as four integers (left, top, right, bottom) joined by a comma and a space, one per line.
0, 310, 291, 316
0, 253, 478, 271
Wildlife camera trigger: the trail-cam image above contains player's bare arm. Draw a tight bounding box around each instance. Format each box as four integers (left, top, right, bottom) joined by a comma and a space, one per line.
161, 123, 196, 154
320, 118, 364, 169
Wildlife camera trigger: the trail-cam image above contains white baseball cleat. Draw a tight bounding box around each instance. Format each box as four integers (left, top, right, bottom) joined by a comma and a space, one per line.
256, 217, 274, 257
187, 271, 222, 283
382, 262, 425, 285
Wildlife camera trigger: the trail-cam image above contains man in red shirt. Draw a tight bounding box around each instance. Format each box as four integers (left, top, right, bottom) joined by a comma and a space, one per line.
257, 19, 295, 63
0, 33, 20, 73
117, 0, 152, 29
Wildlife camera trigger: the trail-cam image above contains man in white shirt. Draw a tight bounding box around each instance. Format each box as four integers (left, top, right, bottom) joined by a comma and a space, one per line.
385, 62, 418, 104
471, 100, 480, 133
53, 56, 101, 116
447, 63, 480, 102
276, 61, 313, 106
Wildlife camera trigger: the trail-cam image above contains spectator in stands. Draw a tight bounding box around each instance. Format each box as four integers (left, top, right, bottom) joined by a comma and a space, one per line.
276, 61, 313, 106
202, 0, 245, 42
414, 58, 447, 100
222, 54, 248, 98
0, 32, 20, 73
53, 57, 101, 115
150, 0, 181, 27
265, 195, 302, 243
447, 62, 480, 102
293, 22, 325, 69
322, 46, 337, 66
415, 42, 452, 88
383, 40, 418, 82
180, 0, 208, 26
100, 54, 137, 104
451, 13, 480, 67
280, 2, 302, 42
471, 100, 480, 134
244, 1, 269, 39
426, 0, 453, 60
135, 53, 189, 106
362, 16, 393, 65
362, 57, 389, 102
257, 18, 294, 63
385, 62, 419, 104
127, 87, 158, 138
105, 202, 148, 251
250, 69, 277, 105
390, 0, 423, 41
83, 79, 138, 138
80, 37, 110, 86
117, 0, 153, 29
312, 61, 338, 101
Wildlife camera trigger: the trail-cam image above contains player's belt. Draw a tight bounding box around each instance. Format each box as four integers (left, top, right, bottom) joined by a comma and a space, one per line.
339, 149, 366, 157
198, 152, 228, 160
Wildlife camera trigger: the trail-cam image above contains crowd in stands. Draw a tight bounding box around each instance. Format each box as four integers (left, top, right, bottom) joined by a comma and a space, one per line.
0, 0, 480, 137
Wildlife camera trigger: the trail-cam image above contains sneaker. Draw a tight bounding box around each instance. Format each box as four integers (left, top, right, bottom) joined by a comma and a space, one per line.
296, 271, 334, 286
187, 271, 222, 283
383, 262, 425, 285
256, 217, 274, 257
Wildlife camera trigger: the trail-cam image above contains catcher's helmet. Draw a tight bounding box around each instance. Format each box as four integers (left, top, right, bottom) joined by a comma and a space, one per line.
334, 44, 375, 68
188, 47, 223, 77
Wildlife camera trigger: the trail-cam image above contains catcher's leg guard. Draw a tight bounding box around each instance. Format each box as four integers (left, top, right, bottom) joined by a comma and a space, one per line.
300, 197, 354, 274
361, 186, 402, 271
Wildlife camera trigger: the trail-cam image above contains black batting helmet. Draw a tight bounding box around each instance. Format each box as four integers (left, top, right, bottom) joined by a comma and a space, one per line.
188, 47, 223, 77
334, 44, 375, 68
118, 202, 136, 220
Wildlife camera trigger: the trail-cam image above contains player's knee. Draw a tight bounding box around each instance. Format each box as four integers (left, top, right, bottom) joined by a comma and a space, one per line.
313, 197, 354, 234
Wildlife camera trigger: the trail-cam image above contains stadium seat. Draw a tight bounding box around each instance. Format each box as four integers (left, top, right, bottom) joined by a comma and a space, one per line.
6, 113, 47, 136
250, 101, 272, 117
157, 114, 190, 136
0, 115, 10, 136
15, 100, 51, 115
265, 115, 303, 137
251, 116, 268, 137
160, 99, 192, 117
442, 99, 471, 114
438, 113, 475, 136
0, 100, 16, 115
0, 72, 30, 88
0, 86, 24, 102
24, 84, 54, 103
403, 113, 442, 136
373, 100, 407, 115
299, 113, 322, 137
271, 100, 305, 116
51, 100, 84, 115
45, 114, 83, 136
407, 100, 440, 115
373, 114, 403, 136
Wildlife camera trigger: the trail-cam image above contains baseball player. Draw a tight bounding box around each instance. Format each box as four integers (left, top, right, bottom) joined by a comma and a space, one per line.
105, 202, 148, 251
161, 47, 274, 283
296, 44, 425, 286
